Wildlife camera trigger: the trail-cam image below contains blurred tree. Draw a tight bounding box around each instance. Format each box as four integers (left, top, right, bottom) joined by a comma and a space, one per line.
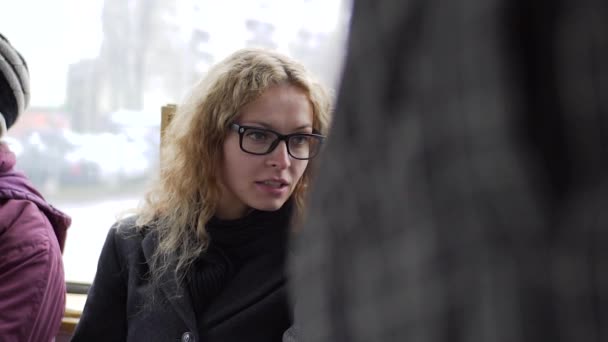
189, 28, 214, 77
288, 29, 343, 89
66, 0, 203, 131
245, 19, 278, 49
65, 59, 99, 131
288, 0, 350, 89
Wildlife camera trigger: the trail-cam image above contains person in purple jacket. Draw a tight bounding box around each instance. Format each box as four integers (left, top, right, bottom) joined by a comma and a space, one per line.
0, 33, 71, 342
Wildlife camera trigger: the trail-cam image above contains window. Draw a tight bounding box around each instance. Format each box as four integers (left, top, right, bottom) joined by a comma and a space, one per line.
1, 0, 350, 285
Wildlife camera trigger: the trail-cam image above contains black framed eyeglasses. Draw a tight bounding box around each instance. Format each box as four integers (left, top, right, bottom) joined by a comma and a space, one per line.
230, 123, 325, 160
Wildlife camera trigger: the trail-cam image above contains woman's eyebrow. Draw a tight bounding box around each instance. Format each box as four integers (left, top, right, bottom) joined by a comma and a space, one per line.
242, 121, 313, 131
294, 124, 313, 130
242, 121, 272, 128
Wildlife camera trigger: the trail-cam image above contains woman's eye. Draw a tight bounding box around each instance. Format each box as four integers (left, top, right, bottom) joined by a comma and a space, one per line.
246, 130, 269, 141
291, 136, 309, 146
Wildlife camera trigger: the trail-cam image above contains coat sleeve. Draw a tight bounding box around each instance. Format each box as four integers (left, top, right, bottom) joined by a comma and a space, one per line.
0, 200, 66, 342
71, 226, 128, 342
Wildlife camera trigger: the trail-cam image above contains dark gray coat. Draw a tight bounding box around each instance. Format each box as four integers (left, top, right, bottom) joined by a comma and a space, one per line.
72, 218, 290, 342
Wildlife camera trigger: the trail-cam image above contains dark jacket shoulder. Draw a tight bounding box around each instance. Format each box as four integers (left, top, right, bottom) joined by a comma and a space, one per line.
72, 216, 188, 342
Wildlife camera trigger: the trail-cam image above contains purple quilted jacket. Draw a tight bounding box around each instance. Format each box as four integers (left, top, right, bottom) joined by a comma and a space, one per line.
0, 142, 71, 342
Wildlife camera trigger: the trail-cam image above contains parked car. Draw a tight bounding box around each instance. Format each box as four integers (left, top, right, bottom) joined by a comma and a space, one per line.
14, 131, 74, 191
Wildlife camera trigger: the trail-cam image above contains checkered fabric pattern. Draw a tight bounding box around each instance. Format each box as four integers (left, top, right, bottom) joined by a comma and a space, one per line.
290, 0, 608, 341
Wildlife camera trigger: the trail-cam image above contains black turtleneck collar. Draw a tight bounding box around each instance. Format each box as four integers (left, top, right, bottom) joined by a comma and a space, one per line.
205, 198, 293, 264
187, 199, 294, 320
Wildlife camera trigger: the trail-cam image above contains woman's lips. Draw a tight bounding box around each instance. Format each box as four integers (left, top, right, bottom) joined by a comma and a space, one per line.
255, 181, 289, 196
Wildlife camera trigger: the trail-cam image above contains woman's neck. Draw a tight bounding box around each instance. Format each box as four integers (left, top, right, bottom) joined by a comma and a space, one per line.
214, 206, 254, 221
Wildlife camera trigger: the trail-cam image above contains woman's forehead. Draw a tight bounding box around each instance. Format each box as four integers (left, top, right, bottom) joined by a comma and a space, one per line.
236, 85, 314, 128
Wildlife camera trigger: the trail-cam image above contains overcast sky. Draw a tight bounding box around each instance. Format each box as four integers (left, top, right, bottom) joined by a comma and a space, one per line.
1, 0, 103, 107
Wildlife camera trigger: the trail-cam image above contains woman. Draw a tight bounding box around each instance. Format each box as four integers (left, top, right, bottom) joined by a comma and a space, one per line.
72, 48, 332, 342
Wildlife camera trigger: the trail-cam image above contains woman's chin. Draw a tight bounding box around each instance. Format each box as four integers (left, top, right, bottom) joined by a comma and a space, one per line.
250, 199, 287, 212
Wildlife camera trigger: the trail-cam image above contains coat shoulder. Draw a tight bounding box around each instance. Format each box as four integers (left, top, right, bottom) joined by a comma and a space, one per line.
102, 215, 154, 269
0, 198, 56, 255
109, 216, 148, 246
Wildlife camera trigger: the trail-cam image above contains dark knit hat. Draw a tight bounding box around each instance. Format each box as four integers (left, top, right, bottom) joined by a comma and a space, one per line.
0, 33, 30, 134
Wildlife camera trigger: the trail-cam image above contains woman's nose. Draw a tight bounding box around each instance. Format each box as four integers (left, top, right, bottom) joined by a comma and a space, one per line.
266, 140, 291, 169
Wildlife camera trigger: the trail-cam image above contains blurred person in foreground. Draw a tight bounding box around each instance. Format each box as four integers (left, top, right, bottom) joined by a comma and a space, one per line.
290, 0, 608, 341
72, 48, 332, 342
0, 33, 71, 341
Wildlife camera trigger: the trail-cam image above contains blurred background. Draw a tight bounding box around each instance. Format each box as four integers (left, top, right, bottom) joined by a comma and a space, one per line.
0, 0, 351, 284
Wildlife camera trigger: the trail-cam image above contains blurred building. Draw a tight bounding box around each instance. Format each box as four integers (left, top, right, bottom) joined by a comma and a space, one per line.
64, 0, 349, 132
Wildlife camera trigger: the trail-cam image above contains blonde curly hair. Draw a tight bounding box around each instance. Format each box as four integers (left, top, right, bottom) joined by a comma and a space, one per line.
134, 48, 333, 286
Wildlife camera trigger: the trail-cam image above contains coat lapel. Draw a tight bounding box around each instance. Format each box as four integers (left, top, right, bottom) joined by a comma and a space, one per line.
141, 231, 198, 335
